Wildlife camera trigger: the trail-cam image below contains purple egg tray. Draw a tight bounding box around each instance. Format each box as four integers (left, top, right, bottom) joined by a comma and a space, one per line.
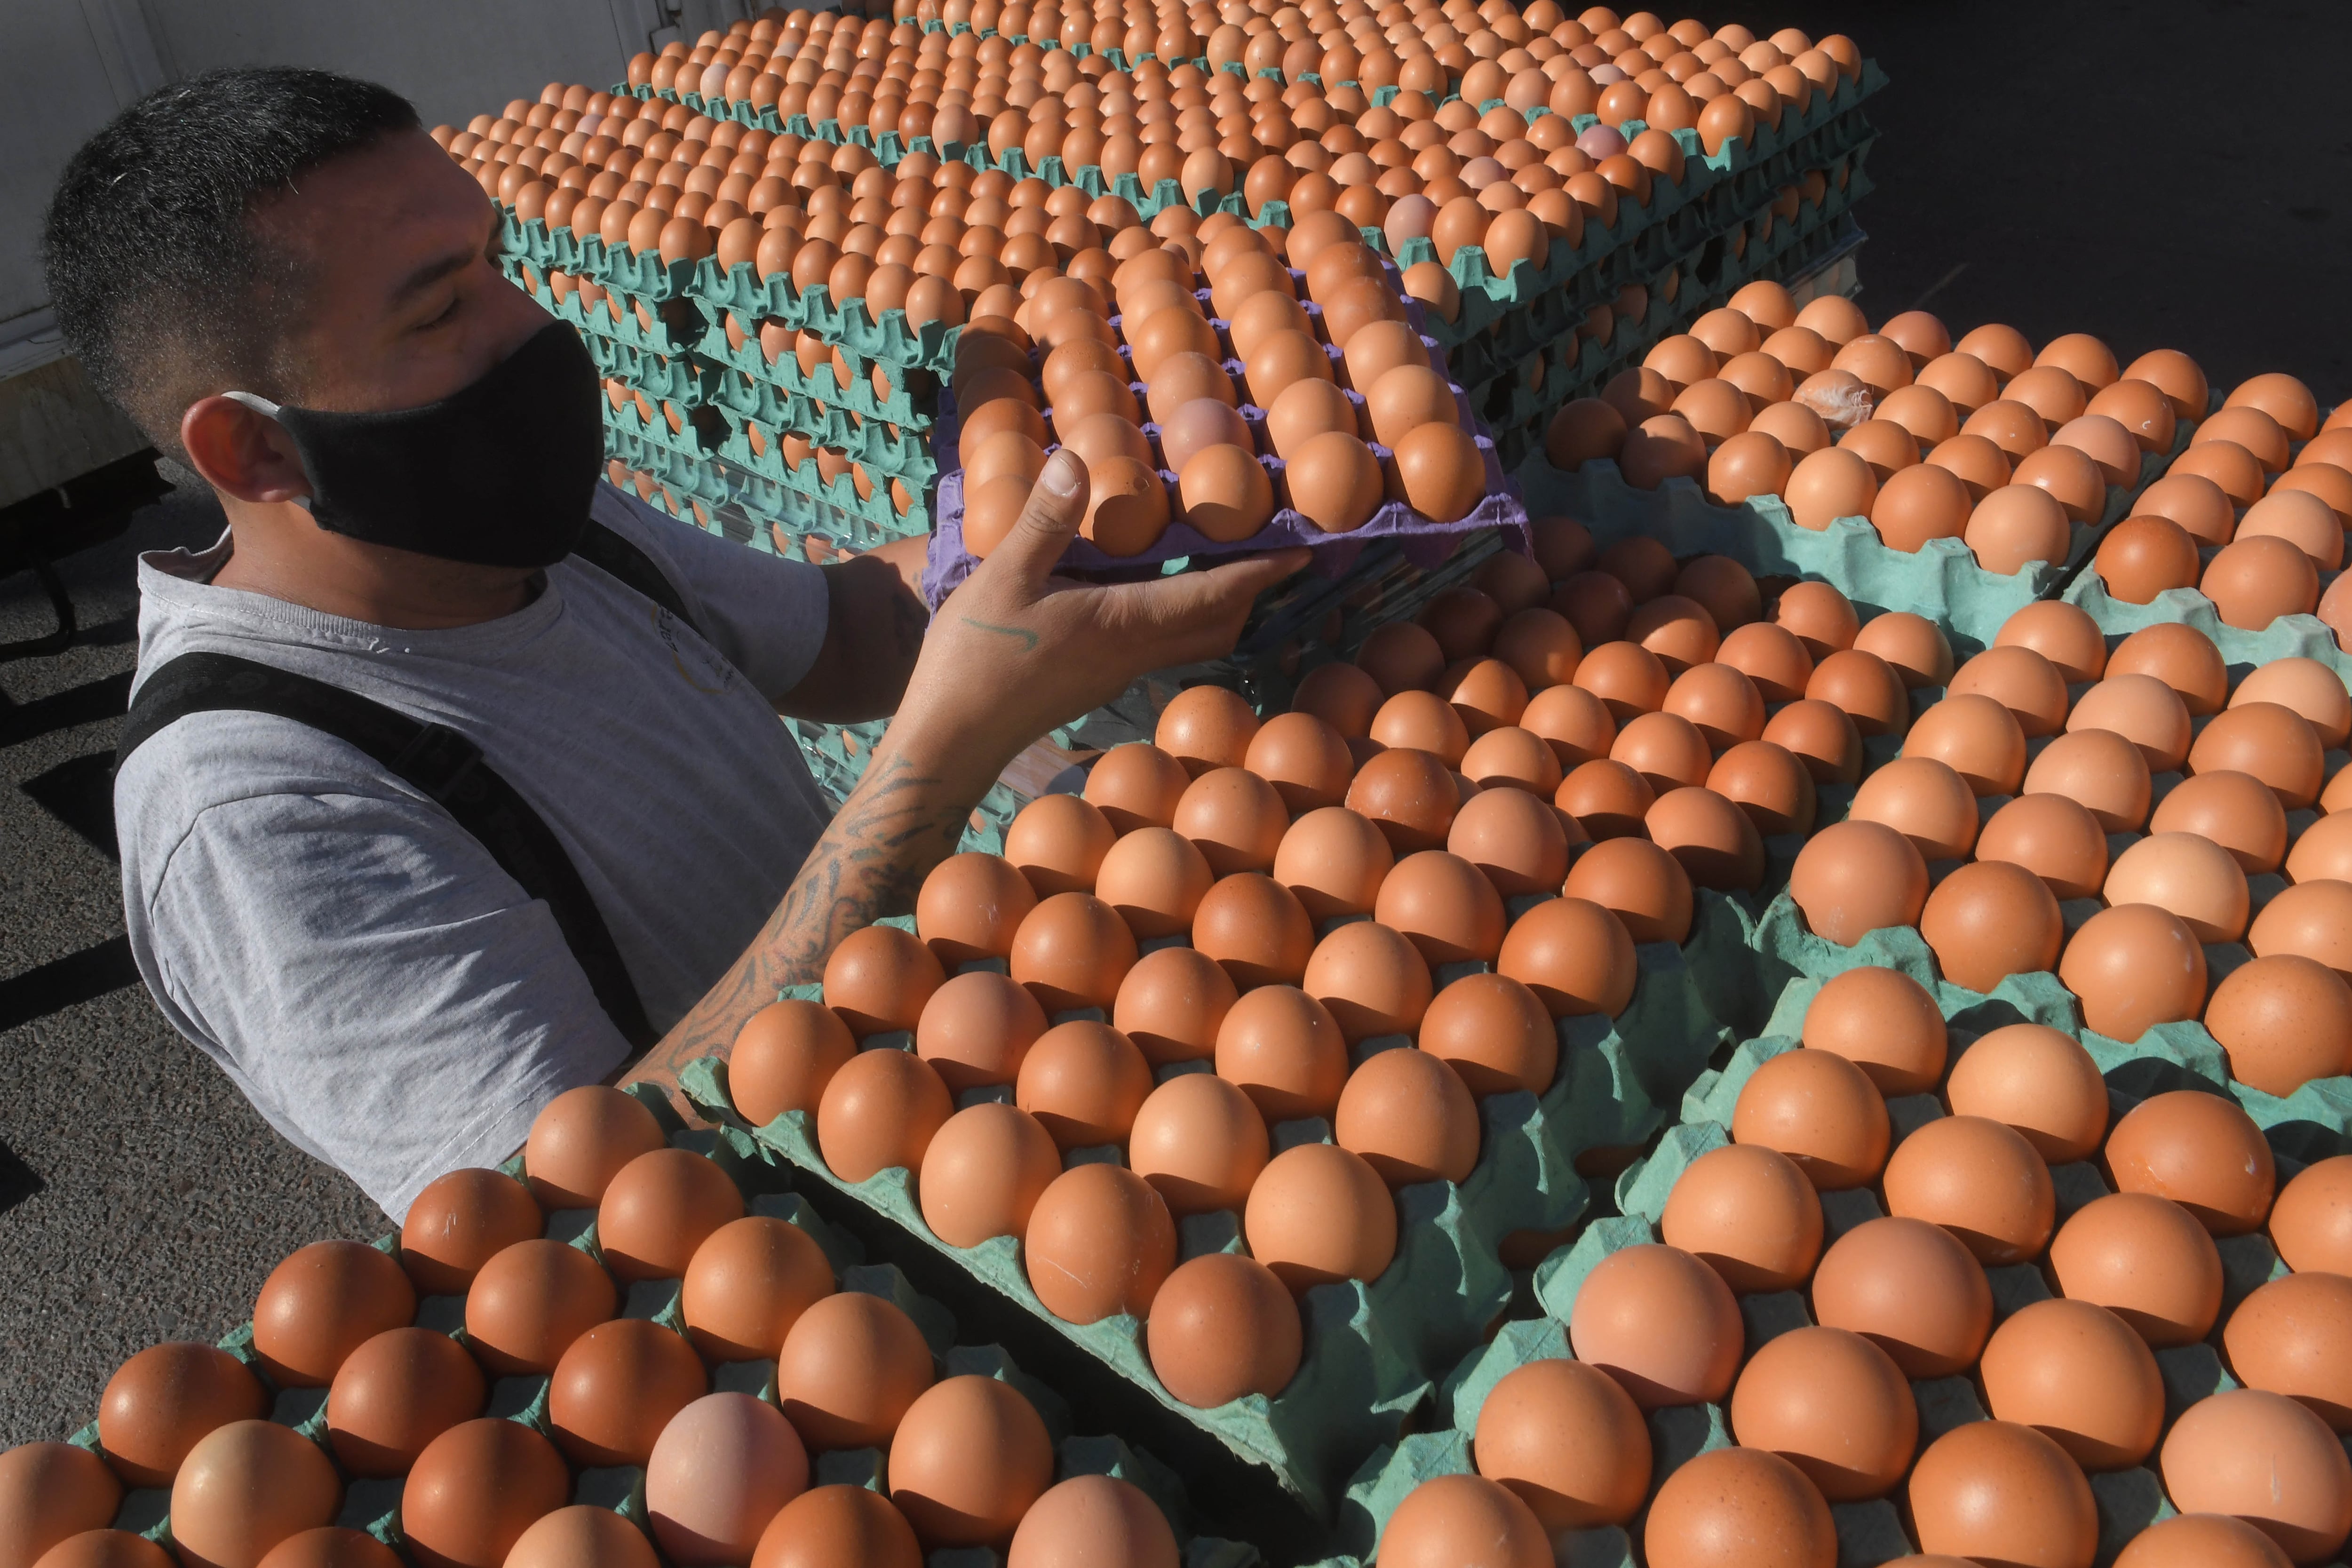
917, 272, 1531, 609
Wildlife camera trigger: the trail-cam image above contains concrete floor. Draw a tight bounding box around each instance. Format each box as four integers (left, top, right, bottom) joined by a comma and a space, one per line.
4, 0, 2351, 1447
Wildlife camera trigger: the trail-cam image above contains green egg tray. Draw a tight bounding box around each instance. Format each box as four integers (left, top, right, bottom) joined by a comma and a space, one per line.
675, 884, 1748, 1552
693, 315, 944, 430
690, 261, 963, 375
705, 371, 938, 484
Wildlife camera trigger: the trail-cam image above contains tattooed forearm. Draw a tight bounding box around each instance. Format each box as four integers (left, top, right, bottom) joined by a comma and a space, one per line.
621, 745, 985, 1105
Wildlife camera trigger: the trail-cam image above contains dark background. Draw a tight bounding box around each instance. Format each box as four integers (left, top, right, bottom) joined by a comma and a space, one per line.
4, 0, 2351, 1447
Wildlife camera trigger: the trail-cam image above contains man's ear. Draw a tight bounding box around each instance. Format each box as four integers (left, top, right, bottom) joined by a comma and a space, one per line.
181, 394, 314, 504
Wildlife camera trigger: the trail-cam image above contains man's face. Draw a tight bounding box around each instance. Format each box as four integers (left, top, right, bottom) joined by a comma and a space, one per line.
252, 128, 548, 414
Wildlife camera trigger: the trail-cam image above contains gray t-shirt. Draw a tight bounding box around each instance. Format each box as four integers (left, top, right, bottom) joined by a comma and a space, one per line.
117, 485, 835, 1220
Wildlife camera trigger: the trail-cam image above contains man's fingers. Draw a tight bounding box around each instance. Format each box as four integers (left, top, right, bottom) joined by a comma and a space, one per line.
975, 449, 1089, 589
1090, 545, 1315, 667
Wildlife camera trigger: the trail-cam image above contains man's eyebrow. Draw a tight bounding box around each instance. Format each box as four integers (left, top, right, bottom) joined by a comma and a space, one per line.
388, 245, 479, 308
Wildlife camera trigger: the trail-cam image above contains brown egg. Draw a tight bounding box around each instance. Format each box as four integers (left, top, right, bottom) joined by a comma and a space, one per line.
597, 1147, 745, 1282
2067, 673, 2192, 772
2153, 770, 2289, 874
1763, 699, 1866, 787
1357, 621, 1448, 699
2161, 1390, 2352, 1565
914, 971, 1049, 1091
1023, 1162, 1176, 1324
815, 1049, 954, 1186
2206, 533, 2323, 630
96, 1341, 268, 1490
1083, 746, 1192, 835
37, 1529, 178, 1568
1909, 1420, 2098, 1568
1801, 967, 1946, 1095
1155, 685, 1260, 776
1461, 724, 1569, 798
2061, 903, 2208, 1042
547, 1317, 706, 1467
1614, 710, 1713, 795
889, 1377, 1054, 1549
1015, 1020, 1152, 1149
2105, 832, 2249, 944
731, 1000, 858, 1124
1451, 659, 1534, 735
677, 1215, 833, 1368
2241, 490, 2346, 570
1490, 610, 1584, 697
1706, 739, 1818, 838
2236, 659, 2352, 749
2113, 1514, 2296, 1568
1810, 1215, 1992, 1376
2048, 1192, 2224, 1346
2095, 515, 2202, 603
1011, 890, 1140, 1011
1727, 1325, 1916, 1502
170, 1421, 343, 1568
324, 1326, 485, 1478
2225, 1272, 2352, 1432
1805, 647, 1908, 736
915, 852, 1040, 965
1708, 628, 1808, 710
2193, 701, 2326, 811
2106, 1089, 2275, 1235
1645, 1454, 1848, 1568
1922, 860, 2066, 996
1472, 1357, 1652, 1531
1521, 684, 1621, 774
1346, 747, 1462, 853
1902, 693, 2025, 796
1852, 612, 1955, 690
253, 1241, 417, 1389
774, 1290, 934, 1452
1495, 896, 1639, 1020
1245, 1141, 1398, 1292
1271, 805, 1394, 923
1302, 920, 1432, 1043
2272, 1155, 2352, 1275
522, 1084, 667, 1213
1869, 461, 1971, 551
1003, 794, 1117, 897
825, 925, 946, 1038
1372, 689, 1472, 764
1945, 1024, 2108, 1163
1004, 1475, 1177, 1568
400, 1169, 542, 1296
1882, 1113, 2055, 1263
502, 1509, 660, 1568
1573, 640, 1672, 722
2253, 880, 2352, 983
1851, 756, 1980, 861
1239, 714, 1351, 814
1141, 1250, 1301, 1411
1214, 982, 1348, 1122
1992, 605, 2104, 687
1950, 645, 2068, 737
0, 1445, 123, 1568
1566, 835, 1697, 944
2106, 629, 2227, 725
1974, 793, 2108, 901
1129, 1071, 1269, 1218
1380, 1474, 1550, 1568
1660, 1142, 1823, 1293
1335, 1045, 1481, 1187
1776, 580, 1863, 660
1567, 1242, 1742, 1408
2025, 728, 2153, 831
462, 1237, 615, 1377
1660, 664, 1765, 752
1191, 872, 1316, 988
1733, 1048, 1889, 1190
1783, 445, 1877, 531
1374, 849, 1509, 963
1788, 820, 1929, 946
1409, 971, 1554, 1098
1642, 786, 1763, 891
1291, 664, 1386, 742
1171, 766, 1290, 877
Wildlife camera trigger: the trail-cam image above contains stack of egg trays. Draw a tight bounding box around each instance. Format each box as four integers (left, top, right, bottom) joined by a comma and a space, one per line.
672, 879, 1753, 1545
1513, 421, 2198, 660
54, 1098, 1262, 1563
1320, 931, 2342, 1568
696, 323, 940, 481
917, 272, 1531, 607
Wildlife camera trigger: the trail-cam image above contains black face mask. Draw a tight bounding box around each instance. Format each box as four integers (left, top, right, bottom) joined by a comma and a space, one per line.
226, 321, 603, 569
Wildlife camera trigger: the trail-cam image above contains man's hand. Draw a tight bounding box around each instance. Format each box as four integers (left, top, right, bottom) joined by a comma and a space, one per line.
893, 449, 1313, 794
624, 449, 1310, 1110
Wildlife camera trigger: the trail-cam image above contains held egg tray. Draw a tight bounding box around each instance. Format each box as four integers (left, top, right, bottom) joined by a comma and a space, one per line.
672, 891, 1748, 1548
691, 262, 965, 375
707, 374, 939, 484
694, 316, 944, 429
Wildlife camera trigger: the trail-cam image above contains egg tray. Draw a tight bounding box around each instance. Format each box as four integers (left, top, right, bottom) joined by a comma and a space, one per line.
667, 881, 1752, 1538
705, 373, 940, 484
711, 409, 936, 521
498, 208, 705, 304
582, 333, 723, 406
691, 261, 965, 375
694, 316, 945, 430
529, 270, 710, 358
918, 326, 1529, 608
2060, 574, 2352, 691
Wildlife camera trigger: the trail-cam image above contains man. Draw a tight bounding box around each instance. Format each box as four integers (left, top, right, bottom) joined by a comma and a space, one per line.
47, 67, 1303, 1219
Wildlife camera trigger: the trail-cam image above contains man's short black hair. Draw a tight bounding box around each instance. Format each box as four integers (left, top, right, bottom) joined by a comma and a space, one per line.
43, 66, 420, 454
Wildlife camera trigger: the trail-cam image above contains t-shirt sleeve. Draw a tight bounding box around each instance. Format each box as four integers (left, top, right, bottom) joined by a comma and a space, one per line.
133, 785, 631, 1222
592, 485, 832, 704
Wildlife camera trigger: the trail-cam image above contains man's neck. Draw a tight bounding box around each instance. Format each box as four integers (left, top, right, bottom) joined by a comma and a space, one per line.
208, 495, 538, 630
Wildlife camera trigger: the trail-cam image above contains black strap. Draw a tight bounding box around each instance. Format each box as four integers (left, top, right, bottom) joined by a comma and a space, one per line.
114, 520, 699, 1049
